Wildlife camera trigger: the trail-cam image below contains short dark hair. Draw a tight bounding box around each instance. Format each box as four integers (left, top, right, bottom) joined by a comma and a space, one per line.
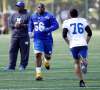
70, 9, 78, 17
37, 3, 45, 8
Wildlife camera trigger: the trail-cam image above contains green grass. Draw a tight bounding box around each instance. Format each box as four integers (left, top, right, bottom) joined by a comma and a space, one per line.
0, 30, 100, 90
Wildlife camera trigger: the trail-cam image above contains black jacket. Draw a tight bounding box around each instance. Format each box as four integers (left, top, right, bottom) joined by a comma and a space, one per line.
9, 9, 30, 37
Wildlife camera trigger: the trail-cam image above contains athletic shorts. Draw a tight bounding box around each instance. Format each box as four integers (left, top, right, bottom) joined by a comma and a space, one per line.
70, 46, 88, 60
34, 39, 53, 55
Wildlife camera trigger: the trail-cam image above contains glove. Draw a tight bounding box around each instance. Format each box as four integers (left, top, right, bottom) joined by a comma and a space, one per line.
28, 32, 34, 38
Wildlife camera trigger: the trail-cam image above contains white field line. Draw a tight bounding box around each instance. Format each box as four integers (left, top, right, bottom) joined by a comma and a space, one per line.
0, 53, 100, 57
0, 87, 100, 90
0, 69, 100, 73
0, 78, 100, 81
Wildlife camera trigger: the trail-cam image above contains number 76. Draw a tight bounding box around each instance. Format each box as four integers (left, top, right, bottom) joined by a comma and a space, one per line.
70, 23, 84, 34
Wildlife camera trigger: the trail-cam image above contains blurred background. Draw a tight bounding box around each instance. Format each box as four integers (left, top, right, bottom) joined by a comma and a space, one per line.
0, 0, 100, 33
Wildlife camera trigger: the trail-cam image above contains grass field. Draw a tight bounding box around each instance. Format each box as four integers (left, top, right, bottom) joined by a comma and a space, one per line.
0, 30, 100, 90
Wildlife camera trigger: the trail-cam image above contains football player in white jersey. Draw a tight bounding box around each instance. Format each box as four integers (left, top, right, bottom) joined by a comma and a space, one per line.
62, 9, 92, 87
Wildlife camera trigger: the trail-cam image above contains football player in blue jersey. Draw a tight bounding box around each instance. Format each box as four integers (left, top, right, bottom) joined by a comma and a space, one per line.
28, 3, 59, 80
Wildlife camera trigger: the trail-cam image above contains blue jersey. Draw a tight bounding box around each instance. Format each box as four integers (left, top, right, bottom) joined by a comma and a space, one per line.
28, 12, 59, 40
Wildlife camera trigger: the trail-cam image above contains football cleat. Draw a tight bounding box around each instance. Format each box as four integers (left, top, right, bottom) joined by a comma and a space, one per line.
35, 72, 43, 81
80, 80, 86, 87
80, 60, 88, 74
4, 66, 15, 71
44, 61, 50, 70
19, 66, 25, 71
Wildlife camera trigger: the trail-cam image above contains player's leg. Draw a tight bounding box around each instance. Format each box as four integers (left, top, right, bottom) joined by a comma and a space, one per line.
6, 37, 19, 70
34, 39, 44, 80
35, 52, 43, 80
44, 40, 53, 70
19, 36, 30, 71
74, 60, 85, 87
44, 54, 51, 70
79, 46, 88, 74
71, 47, 85, 87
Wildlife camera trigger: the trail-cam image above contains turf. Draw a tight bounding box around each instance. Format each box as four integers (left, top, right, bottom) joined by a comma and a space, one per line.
0, 30, 100, 90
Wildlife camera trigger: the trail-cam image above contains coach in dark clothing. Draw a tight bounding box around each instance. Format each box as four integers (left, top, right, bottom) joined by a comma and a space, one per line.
6, 1, 30, 71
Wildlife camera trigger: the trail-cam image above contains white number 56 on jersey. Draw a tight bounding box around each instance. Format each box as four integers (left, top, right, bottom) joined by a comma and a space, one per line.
34, 22, 45, 32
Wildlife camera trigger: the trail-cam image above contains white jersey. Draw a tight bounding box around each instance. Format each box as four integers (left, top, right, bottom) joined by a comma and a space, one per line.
62, 18, 88, 48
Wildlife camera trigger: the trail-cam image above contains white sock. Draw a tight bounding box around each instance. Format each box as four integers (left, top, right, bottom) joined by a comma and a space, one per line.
36, 67, 41, 73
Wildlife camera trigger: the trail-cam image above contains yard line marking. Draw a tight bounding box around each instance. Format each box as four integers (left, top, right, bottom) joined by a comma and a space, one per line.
0, 67, 100, 73
0, 53, 100, 56
0, 78, 100, 81
1, 87, 100, 90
